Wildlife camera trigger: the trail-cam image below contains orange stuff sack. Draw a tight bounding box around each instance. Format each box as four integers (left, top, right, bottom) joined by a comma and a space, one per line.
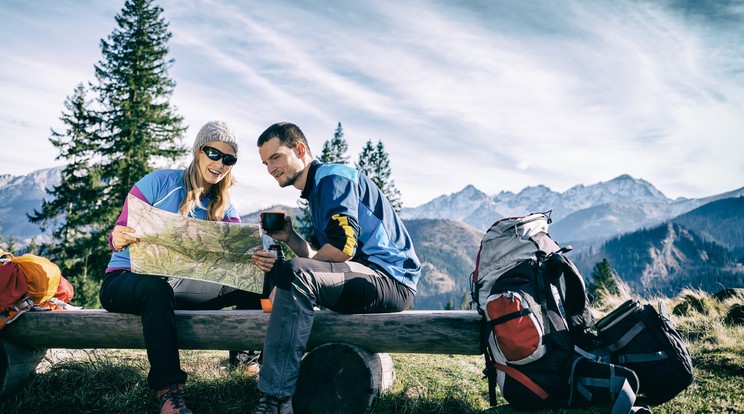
11, 254, 62, 306
54, 275, 75, 304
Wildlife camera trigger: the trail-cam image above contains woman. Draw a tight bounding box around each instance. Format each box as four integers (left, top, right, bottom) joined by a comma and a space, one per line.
99, 121, 261, 414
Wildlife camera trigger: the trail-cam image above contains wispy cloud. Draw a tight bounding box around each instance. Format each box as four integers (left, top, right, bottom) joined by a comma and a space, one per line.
1, 0, 742, 212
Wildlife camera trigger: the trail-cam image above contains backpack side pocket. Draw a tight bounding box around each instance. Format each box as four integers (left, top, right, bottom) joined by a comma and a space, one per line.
485, 290, 545, 365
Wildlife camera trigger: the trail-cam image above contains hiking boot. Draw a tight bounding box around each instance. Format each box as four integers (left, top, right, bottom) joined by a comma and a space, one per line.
229, 350, 262, 375
252, 392, 293, 414
156, 383, 192, 414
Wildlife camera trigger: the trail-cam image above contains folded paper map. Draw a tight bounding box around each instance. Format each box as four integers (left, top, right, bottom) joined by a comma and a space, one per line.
127, 195, 265, 293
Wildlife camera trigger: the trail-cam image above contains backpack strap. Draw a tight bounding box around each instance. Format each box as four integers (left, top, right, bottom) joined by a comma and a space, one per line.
533, 251, 553, 342
596, 320, 669, 364
535, 252, 575, 351
569, 359, 636, 414
477, 308, 499, 407
486, 304, 542, 328
574, 345, 606, 361
605, 321, 646, 352
617, 352, 668, 364
552, 253, 594, 331
493, 362, 550, 400
482, 346, 499, 406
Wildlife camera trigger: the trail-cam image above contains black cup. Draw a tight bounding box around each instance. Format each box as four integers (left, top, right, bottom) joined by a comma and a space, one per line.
261, 212, 286, 231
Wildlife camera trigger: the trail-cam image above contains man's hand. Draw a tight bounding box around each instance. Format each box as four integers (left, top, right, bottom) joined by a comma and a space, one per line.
261, 213, 293, 242
261, 214, 314, 258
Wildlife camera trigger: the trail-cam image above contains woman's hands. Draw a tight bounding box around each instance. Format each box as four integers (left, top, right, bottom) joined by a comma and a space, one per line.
112, 225, 139, 251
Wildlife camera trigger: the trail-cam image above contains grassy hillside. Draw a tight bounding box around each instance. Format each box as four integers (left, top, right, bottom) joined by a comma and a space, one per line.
0, 291, 741, 413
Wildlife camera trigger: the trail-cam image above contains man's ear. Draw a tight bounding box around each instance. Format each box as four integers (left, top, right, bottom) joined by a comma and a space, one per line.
295, 141, 307, 159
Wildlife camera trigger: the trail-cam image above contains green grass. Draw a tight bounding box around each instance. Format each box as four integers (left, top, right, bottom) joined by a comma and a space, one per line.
1, 293, 742, 413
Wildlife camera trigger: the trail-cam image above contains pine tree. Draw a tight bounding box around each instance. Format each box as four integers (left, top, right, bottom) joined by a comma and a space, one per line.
25, 238, 39, 255
319, 122, 349, 164
93, 0, 186, 209
355, 139, 403, 212
356, 139, 376, 177
6, 236, 17, 255
1, 234, 18, 255
589, 258, 622, 303
28, 0, 186, 307
297, 122, 351, 241
374, 141, 402, 211
28, 83, 104, 304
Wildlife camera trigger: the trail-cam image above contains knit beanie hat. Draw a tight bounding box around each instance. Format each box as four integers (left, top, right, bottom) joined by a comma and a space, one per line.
192, 121, 239, 156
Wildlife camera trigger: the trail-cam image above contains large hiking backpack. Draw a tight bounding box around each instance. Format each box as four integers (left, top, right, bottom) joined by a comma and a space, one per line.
470, 212, 649, 412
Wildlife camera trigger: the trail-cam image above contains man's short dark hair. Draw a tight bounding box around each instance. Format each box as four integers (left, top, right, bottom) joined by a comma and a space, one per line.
257, 122, 312, 157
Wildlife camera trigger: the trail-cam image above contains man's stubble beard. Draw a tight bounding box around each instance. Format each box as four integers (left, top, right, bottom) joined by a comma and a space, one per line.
280, 169, 302, 188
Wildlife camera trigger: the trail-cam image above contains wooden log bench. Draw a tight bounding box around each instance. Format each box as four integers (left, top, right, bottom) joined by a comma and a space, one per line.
0, 309, 481, 413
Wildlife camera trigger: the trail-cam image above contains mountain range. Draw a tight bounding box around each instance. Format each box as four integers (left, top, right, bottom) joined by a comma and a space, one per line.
1, 168, 741, 309
397, 176, 742, 307
399, 174, 744, 244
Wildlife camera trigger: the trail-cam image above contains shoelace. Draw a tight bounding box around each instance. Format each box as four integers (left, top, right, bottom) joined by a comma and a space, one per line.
161, 385, 187, 409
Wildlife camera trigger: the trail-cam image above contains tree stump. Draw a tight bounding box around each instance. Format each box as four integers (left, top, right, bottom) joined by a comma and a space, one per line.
0, 340, 46, 398
294, 342, 395, 414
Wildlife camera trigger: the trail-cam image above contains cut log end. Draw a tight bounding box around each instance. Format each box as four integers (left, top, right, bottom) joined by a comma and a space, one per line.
294, 342, 395, 414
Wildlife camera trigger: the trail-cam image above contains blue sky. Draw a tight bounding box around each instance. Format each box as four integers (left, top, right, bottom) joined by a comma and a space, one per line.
1, 0, 743, 213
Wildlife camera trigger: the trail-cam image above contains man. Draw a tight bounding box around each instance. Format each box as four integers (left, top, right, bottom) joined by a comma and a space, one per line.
250, 122, 421, 413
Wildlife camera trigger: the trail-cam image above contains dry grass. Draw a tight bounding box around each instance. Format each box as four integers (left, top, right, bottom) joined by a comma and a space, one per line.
0, 291, 742, 413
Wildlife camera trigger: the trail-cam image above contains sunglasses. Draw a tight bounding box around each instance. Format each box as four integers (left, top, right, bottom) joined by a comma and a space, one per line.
201, 145, 238, 166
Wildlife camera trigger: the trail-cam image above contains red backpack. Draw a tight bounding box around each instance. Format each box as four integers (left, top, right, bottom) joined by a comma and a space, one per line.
0, 258, 27, 310
0, 251, 79, 329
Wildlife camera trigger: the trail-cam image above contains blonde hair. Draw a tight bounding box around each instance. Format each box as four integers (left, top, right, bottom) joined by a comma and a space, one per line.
179, 153, 235, 221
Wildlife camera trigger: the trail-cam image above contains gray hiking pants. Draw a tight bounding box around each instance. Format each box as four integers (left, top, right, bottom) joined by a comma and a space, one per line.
257, 258, 414, 398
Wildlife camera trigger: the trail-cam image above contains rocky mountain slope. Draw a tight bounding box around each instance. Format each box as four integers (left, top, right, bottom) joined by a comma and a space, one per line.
0, 167, 60, 243
572, 219, 743, 298
670, 196, 744, 257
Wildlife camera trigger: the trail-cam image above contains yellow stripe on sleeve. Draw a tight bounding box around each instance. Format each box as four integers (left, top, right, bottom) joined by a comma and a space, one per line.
332, 213, 357, 256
